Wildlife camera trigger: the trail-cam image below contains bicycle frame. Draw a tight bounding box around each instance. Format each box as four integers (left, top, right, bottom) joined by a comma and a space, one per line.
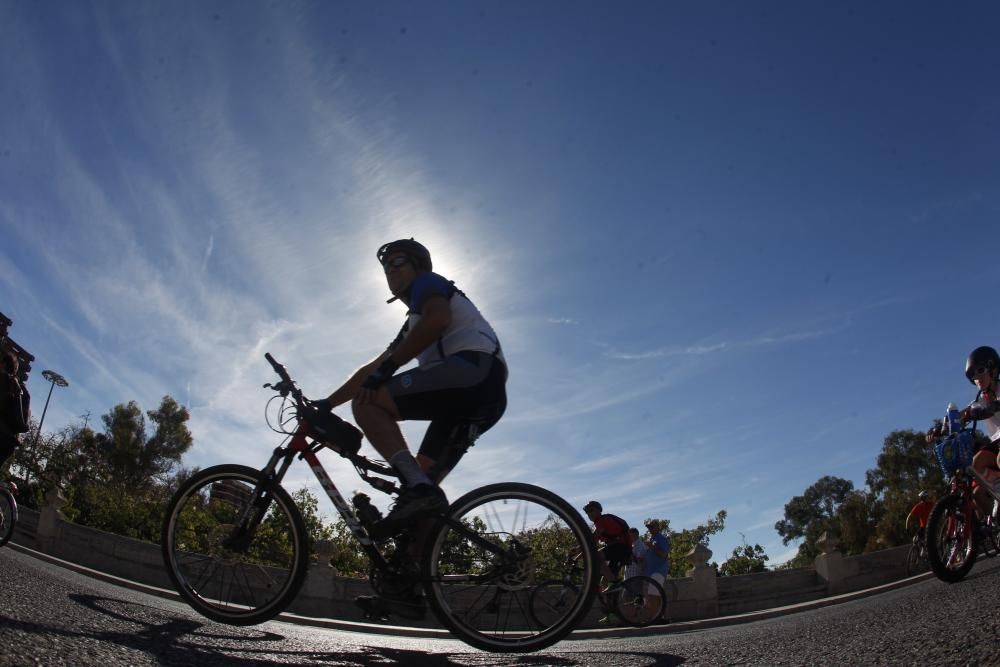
247, 373, 519, 583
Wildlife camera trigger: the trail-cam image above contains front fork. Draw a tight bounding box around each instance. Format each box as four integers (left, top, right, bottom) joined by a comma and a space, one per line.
225, 445, 297, 552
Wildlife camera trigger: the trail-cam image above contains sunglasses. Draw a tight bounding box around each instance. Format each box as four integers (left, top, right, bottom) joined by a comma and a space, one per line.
968, 366, 992, 380
382, 255, 412, 273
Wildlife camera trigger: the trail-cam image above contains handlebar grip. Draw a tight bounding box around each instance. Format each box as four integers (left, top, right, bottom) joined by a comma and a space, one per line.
264, 352, 292, 383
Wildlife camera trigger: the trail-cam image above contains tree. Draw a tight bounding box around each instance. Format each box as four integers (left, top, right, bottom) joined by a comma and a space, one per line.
775, 476, 854, 567
863, 429, 948, 549
835, 489, 882, 554
644, 510, 727, 578
719, 538, 769, 576
97, 397, 192, 489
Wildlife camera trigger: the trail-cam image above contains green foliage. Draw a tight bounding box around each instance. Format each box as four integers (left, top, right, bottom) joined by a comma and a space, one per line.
864, 429, 947, 549
775, 476, 854, 567
326, 518, 372, 577
291, 487, 334, 545
719, 540, 769, 576
836, 490, 883, 554
98, 396, 193, 489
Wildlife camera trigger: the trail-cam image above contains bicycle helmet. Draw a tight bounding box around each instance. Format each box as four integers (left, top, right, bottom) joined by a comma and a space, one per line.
965, 346, 1000, 384
376, 238, 432, 272
583, 500, 602, 514
918, 490, 929, 501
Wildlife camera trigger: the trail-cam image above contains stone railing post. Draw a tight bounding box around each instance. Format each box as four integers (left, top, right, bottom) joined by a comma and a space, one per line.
814, 531, 857, 595
686, 543, 718, 618
36, 486, 67, 552
294, 539, 345, 617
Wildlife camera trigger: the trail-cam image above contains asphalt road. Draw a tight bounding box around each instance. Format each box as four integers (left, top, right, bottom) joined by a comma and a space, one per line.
1, 546, 999, 666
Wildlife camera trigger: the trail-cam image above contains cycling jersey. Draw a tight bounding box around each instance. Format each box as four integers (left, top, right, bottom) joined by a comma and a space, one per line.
908, 501, 933, 529
383, 272, 507, 480
390, 272, 505, 367
977, 389, 1000, 442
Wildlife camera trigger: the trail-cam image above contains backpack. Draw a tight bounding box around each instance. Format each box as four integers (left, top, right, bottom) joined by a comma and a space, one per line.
605, 514, 633, 547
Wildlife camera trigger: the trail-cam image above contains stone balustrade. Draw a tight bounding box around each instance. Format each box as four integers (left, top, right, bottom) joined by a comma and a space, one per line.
11, 494, 915, 628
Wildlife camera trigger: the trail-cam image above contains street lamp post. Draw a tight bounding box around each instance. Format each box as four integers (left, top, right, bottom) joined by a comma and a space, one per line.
35, 370, 69, 445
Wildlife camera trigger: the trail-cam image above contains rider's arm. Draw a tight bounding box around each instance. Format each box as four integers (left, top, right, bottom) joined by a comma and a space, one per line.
324, 352, 392, 408
962, 400, 999, 421
322, 297, 451, 407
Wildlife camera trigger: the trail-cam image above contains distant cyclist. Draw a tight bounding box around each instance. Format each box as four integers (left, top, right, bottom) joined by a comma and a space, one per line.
905, 491, 933, 551
582, 500, 632, 585
317, 239, 507, 538
959, 346, 1000, 516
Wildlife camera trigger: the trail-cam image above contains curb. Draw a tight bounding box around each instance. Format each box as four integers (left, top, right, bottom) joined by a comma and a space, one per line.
6, 540, 934, 640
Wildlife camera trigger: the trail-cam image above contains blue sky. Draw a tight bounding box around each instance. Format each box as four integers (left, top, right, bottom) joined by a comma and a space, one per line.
2, 1, 998, 567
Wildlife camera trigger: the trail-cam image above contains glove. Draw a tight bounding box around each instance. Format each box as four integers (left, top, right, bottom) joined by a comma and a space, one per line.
361, 357, 401, 391
310, 398, 333, 412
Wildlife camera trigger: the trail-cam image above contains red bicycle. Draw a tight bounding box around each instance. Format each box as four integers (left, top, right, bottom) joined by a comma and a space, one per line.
926, 415, 1000, 583
161, 353, 599, 653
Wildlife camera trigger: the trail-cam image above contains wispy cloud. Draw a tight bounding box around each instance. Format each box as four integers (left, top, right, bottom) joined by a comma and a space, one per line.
604, 327, 841, 361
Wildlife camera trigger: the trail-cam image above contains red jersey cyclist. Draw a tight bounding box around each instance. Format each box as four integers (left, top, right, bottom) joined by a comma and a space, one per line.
583, 500, 633, 585
905, 491, 933, 550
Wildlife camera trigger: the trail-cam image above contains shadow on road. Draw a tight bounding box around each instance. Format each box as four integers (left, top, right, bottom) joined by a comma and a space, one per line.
0, 592, 686, 666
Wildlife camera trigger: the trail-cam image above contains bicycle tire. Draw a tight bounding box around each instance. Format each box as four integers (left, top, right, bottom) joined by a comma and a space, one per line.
614, 575, 665, 627
161, 464, 310, 625
422, 482, 600, 653
926, 494, 977, 583
0, 489, 16, 548
528, 579, 582, 630
905, 544, 919, 576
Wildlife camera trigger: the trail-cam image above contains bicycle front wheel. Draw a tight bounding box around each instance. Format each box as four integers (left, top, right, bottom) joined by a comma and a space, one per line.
161, 464, 309, 625
614, 576, 665, 627
0, 489, 16, 548
905, 544, 921, 576
422, 482, 599, 653
926, 494, 977, 583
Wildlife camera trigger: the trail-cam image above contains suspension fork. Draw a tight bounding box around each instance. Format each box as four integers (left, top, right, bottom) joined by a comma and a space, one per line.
225, 444, 298, 551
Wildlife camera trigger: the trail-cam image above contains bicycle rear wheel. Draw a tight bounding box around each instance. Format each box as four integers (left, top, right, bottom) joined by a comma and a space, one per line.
161, 464, 309, 625
423, 482, 599, 653
614, 575, 665, 627
0, 489, 16, 548
528, 580, 582, 630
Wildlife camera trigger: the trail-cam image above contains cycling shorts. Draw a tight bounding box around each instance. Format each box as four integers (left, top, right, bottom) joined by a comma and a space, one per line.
388, 351, 507, 472
600, 543, 632, 576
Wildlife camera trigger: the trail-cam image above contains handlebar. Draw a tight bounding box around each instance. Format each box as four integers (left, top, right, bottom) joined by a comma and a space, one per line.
265, 352, 293, 386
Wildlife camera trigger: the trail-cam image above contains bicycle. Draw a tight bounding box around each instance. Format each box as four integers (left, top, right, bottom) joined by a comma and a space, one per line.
905, 531, 928, 576
925, 412, 1000, 583
529, 555, 666, 628
161, 353, 600, 653
0, 481, 17, 548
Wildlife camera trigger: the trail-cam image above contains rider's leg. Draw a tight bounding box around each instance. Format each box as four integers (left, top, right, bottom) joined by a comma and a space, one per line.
972, 449, 995, 517
352, 389, 433, 486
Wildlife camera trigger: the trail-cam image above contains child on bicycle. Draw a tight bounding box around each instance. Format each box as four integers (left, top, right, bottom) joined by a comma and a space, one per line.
959, 346, 1000, 517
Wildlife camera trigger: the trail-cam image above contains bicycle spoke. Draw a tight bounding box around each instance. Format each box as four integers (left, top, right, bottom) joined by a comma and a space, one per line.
163, 466, 308, 624
424, 483, 599, 652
